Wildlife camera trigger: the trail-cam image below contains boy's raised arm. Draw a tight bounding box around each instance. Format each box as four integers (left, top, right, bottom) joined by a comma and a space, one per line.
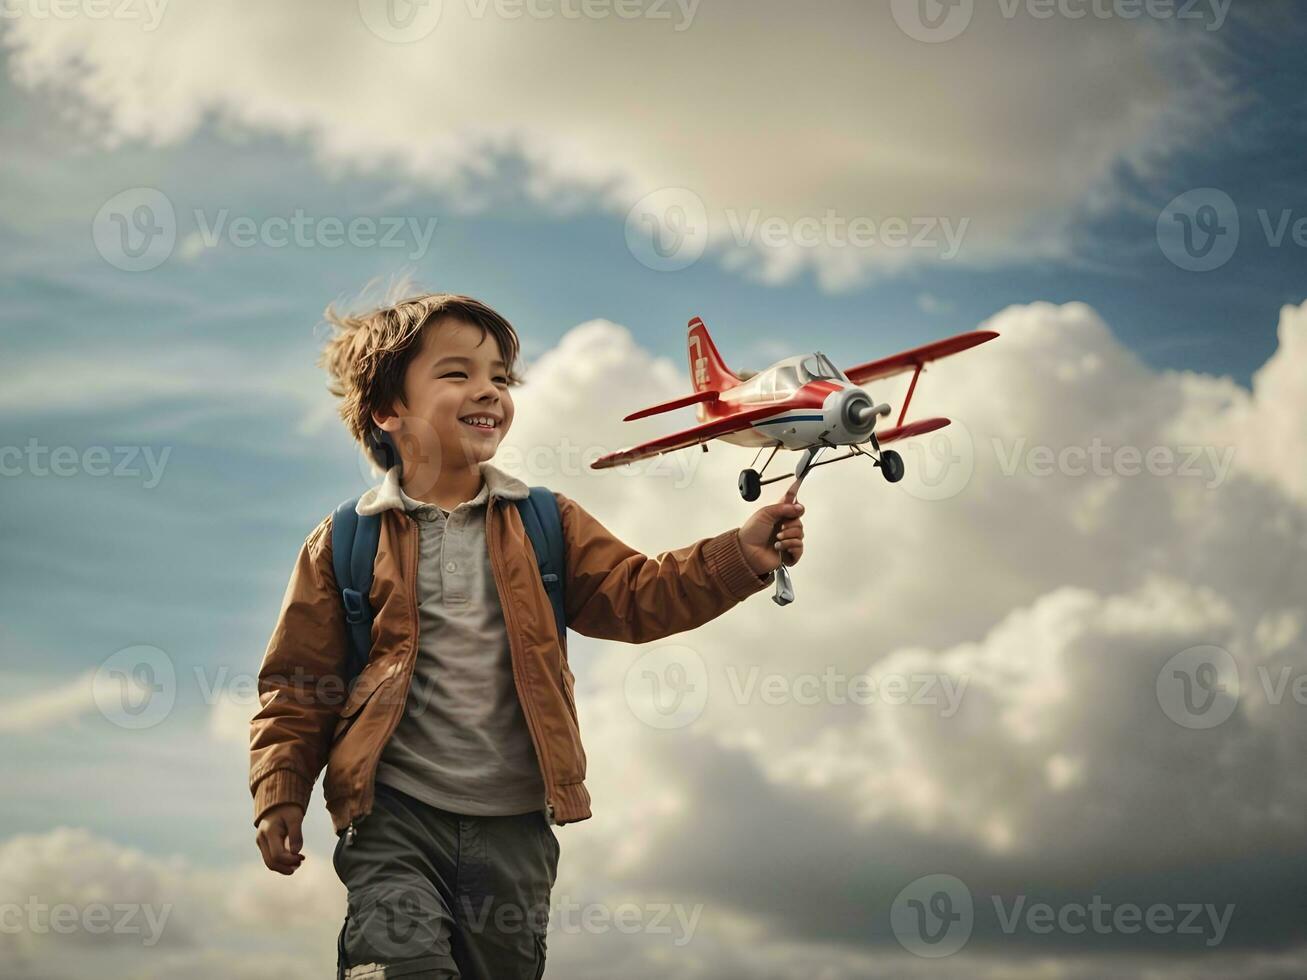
249, 516, 350, 827
556, 491, 776, 644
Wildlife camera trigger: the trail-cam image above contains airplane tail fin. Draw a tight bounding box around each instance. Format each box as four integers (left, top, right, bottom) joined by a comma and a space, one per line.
688, 317, 738, 393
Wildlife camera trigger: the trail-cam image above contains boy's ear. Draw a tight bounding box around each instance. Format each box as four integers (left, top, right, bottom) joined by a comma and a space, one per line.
371, 405, 401, 433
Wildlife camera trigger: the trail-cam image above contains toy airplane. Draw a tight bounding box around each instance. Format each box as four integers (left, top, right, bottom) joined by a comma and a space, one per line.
592, 317, 998, 606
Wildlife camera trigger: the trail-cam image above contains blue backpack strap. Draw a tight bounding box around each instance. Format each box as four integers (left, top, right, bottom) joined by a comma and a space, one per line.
514, 488, 568, 644
331, 496, 381, 685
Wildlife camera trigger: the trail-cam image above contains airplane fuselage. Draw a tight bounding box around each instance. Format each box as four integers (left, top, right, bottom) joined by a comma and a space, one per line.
700, 354, 885, 450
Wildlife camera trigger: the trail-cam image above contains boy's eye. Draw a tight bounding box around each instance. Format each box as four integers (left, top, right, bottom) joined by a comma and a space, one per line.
438, 370, 508, 383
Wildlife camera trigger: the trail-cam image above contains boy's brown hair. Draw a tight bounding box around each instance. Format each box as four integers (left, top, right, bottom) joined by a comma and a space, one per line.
318, 282, 524, 469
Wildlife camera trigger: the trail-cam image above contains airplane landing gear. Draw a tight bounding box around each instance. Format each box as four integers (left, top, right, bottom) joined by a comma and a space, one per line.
738, 469, 762, 501
878, 449, 904, 483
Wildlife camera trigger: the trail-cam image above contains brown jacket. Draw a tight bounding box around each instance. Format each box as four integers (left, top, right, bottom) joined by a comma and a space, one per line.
249, 489, 774, 833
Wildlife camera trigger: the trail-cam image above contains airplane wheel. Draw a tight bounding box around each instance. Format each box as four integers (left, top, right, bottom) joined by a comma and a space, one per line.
739, 469, 762, 501
880, 450, 905, 484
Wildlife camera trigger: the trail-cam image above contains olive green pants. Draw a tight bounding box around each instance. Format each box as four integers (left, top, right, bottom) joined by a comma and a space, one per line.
333, 782, 559, 979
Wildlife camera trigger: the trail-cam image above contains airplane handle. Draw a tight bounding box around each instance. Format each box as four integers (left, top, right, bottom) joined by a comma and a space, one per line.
772, 563, 796, 606
772, 446, 820, 607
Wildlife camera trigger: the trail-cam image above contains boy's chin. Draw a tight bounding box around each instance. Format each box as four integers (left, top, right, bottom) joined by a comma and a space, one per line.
450, 433, 502, 464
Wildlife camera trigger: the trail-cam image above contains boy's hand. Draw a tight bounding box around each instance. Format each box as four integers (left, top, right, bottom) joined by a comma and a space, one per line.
738, 479, 806, 577
256, 804, 306, 875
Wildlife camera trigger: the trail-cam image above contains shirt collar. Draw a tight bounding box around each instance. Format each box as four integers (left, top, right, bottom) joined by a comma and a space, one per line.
355, 460, 529, 517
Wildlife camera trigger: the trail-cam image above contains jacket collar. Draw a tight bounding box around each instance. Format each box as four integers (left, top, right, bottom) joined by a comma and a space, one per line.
356, 460, 529, 516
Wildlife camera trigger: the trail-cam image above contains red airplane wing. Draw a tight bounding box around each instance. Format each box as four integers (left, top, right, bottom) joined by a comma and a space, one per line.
593, 402, 791, 469
876, 417, 951, 444
623, 389, 720, 422
844, 330, 998, 385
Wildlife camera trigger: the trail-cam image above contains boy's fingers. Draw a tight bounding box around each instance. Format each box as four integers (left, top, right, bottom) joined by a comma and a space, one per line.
265, 828, 286, 863
287, 821, 304, 855
255, 833, 272, 869
261, 820, 299, 873
257, 832, 294, 874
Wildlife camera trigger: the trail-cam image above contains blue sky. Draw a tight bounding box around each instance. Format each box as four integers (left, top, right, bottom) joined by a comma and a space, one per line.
3, 3, 1307, 978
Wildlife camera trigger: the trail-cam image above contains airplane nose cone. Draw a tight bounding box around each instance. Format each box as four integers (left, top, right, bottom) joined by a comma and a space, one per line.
836, 388, 877, 435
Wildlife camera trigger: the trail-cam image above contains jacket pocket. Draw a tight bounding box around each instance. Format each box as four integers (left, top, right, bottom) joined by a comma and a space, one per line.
559, 662, 587, 779
560, 661, 578, 724
332, 660, 398, 742
324, 664, 400, 806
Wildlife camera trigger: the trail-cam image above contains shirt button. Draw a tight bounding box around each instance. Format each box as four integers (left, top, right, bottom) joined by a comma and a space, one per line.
446, 561, 457, 572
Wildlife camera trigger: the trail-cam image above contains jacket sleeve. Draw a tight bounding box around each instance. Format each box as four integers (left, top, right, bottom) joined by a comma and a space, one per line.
556, 492, 775, 643
248, 515, 350, 826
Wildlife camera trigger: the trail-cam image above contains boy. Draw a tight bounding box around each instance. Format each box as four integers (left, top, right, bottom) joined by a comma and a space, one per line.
249, 292, 805, 979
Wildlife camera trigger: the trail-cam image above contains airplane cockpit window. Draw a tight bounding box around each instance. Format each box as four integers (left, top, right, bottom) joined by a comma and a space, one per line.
768, 365, 802, 397
799, 353, 848, 383
818, 353, 848, 381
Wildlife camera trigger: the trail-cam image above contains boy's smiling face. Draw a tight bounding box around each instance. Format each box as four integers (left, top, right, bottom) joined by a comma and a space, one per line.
372, 316, 515, 475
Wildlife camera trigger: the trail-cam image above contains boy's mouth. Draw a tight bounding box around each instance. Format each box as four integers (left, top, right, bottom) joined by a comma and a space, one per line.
459, 414, 501, 432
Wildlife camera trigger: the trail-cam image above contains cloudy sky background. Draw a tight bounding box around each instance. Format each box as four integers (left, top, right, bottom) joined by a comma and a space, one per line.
2, 1, 1306, 977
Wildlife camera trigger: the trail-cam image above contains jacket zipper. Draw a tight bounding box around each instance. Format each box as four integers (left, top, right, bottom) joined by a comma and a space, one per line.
487, 501, 559, 826
347, 513, 423, 844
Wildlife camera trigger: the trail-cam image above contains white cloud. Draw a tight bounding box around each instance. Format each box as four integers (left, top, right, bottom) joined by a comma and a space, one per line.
1209, 301, 1307, 505
0, 671, 98, 733
0, 827, 342, 979
0, 669, 165, 734
2, 1, 1238, 288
